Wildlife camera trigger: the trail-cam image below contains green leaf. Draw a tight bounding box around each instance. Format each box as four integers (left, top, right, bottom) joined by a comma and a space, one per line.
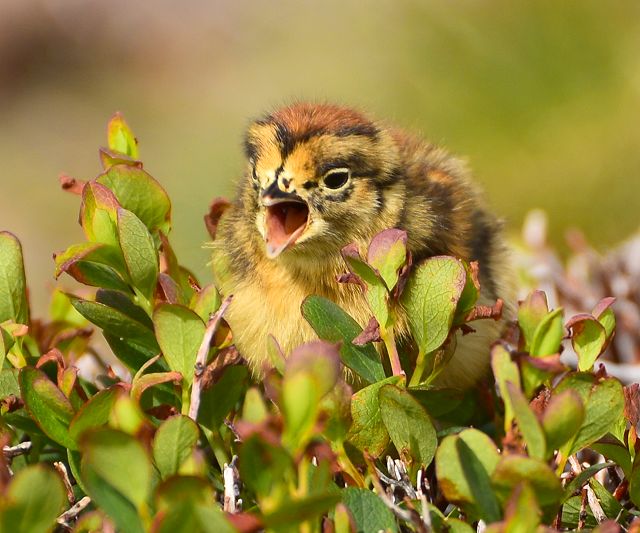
379, 384, 437, 469
153, 500, 235, 533
491, 342, 521, 431
117, 208, 159, 301
342, 245, 390, 327
563, 462, 613, 502
99, 147, 142, 170
506, 382, 546, 460
347, 375, 404, 456
592, 441, 632, 477
453, 262, 481, 324
366, 228, 407, 291
242, 387, 268, 424
301, 296, 384, 384
69, 387, 123, 445
70, 260, 131, 293
590, 478, 625, 522
190, 284, 221, 322
566, 314, 607, 371
0, 465, 66, 533
541, 390, 584, 455
556, 375, 625, 455
491, 455, 562, 509
80, 428, 151, 511
401, 256, 466, 357
153, 415, 200, 479
517, 290, 549, 351
0, 232, 28, 324
530, 308, 564, 356
19, 367, 76, 449
342, 487, 398, 533
82, 463, 145, 533
498, 483, 541, 533
107, 112, 139, 158
97, 165, 171, 234
0, 367, 19, 397
153, 304, 205, 386
54, 242, 101, 277
69, 294, 158, 352
592, 297, 616, 340
104, 333, 163, 374
80, 181, 120, 245
408, 387, 464, 416
282, 342, 340, 451
198, 365, 248, 430
155, 476, 214, 510
435, 428, 501, 522
262, 493, 342, 529
239, 433, 294, 497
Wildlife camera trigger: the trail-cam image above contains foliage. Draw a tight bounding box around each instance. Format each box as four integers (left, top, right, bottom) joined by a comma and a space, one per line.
0, 115, 638, 532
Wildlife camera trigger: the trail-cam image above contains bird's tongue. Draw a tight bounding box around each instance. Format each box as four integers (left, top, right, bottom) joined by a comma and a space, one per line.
265, 202, 309, 258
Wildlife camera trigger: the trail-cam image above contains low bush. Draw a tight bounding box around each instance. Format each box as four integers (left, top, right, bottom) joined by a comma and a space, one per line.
0, 114, 638, 532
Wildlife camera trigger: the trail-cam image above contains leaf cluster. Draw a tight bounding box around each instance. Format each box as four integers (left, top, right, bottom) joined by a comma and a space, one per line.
0, 115, 638, 533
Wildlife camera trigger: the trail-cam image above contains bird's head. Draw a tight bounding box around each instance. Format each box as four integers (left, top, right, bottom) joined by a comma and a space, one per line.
241, 103, 401, 260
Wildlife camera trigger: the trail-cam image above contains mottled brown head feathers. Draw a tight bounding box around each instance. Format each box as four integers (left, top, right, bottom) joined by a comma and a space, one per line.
245, 103, 379, 160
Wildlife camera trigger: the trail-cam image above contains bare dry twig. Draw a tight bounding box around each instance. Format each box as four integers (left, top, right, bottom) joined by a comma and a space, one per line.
56, 496, 91, 528
569, 455, 607, 524
223, 455, 240, 513
54, 461, 75, 504
188, 296, 233, 421
2, 441, 32, 459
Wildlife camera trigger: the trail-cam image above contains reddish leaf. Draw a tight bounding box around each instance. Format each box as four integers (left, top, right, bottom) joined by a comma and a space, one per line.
226, 513, 263, 533
352, 317, 380, 346
520, 354, 566, 374
466, 298, 504, 322
624, 384, 640, 426
592, 297, 616, 319
158, 273, 181, 304
204, 197, 231, 240
53, 242, 104, 279
131, 372, 182, 403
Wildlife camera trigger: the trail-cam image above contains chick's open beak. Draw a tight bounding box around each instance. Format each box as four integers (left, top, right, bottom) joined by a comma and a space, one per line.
262, 192, 309, 259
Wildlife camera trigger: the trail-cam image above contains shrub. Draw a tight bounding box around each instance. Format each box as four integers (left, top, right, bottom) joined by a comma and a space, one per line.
0, 114, 637, 532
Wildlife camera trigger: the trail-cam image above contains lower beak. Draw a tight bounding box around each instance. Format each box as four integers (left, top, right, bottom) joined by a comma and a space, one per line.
262, 197, 310, 259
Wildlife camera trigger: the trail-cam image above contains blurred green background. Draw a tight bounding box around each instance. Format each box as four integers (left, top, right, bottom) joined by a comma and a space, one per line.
1, 0, 639, 314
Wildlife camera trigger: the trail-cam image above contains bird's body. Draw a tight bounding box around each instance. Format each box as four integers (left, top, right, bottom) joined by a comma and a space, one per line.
211, 103, 513, 388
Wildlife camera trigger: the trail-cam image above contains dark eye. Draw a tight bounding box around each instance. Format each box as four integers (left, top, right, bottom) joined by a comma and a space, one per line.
323, 168, 351, 190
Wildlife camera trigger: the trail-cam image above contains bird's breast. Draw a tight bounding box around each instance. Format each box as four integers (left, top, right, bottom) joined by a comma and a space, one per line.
222, 254, 371, 374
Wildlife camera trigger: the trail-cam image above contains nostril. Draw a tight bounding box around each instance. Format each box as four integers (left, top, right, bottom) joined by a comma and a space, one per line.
281, 177, 291, 190
261, 180, 304, 203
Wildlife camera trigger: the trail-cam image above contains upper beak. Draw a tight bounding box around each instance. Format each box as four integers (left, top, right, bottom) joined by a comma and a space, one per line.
260, 183, 310, 258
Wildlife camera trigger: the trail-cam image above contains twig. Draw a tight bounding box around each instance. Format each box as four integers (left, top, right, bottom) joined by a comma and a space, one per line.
56, 496, 91, 527
224, 419, 242, 443
2, 441, 31, 459
578, 488, 588, 529
416, 468, 432, 532
188, 296, 232, 421
364, 453, 427, 532
54, 461, 75, 504
223, 455, 240, 513
380, 456, 417, 500
569, 456, 608, 524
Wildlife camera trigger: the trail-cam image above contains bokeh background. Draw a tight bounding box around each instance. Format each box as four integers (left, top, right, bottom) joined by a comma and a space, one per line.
1, 0, 639, 315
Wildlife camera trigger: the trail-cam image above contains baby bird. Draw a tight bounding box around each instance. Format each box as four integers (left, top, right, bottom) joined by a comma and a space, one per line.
211, 103, 513, 388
